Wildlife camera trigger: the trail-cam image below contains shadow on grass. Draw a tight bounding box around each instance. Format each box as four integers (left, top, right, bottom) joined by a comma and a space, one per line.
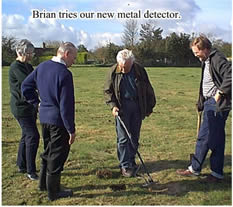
64, 159, 189, 177
71, 172, 231, 199
65, 156, 231, 199
138, 154, 231, 174
64, 155, 231, 177
2, 140, 19, 147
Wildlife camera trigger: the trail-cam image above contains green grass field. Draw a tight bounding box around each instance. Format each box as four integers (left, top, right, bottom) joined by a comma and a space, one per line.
2, 66, 232, 205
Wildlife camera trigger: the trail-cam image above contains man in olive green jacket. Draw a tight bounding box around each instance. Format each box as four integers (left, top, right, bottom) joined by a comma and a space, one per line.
104, 49, 156, 177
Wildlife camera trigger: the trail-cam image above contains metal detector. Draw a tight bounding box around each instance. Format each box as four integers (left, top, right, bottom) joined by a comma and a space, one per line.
116, 114, 155, 187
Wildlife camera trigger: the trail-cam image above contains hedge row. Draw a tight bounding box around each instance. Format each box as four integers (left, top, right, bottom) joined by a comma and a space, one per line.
76, 52, 88, 64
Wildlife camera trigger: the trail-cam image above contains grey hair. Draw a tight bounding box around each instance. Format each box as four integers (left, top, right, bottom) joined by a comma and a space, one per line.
16, 39, 34, 56
116, 49, 135, 64
57, 42, 77, 55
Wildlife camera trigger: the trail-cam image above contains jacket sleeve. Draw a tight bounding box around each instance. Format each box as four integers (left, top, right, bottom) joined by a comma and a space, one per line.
143, 68, 156, 116
21, 69, 40, 107
216, 56, 231, 95
59, 72, 75, 134
103, 66, 118, 110
146, 70, 156, 116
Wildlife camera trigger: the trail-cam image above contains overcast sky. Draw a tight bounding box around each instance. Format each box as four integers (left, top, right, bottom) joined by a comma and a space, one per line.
2, 0, 232, 50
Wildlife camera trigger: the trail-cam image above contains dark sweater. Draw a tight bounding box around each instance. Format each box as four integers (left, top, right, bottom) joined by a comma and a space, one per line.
120, 66, 137, 99
9, 60, 36, 118
21, 60, 75, 134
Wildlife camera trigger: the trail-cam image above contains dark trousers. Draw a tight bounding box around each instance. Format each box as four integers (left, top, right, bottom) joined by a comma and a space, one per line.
115, 99, 142, 169
15, 116, 40, 174
191, 98, 230, 177
41, 124, 70, 175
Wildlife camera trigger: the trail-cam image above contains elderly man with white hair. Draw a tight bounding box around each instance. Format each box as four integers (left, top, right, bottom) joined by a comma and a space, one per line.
104, 49, 156, 177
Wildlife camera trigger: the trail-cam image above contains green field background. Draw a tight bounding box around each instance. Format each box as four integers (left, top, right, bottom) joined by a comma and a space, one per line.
2, 66, 232, 205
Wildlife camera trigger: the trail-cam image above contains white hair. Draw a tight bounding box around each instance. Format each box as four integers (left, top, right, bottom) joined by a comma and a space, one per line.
16, 39, 34, 56
116, 49, 135, 64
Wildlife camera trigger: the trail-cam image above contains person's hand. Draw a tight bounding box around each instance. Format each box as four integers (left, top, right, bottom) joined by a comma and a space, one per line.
69, 132, 76, 145
112, 107, 119, 117
214, 90, 223, 102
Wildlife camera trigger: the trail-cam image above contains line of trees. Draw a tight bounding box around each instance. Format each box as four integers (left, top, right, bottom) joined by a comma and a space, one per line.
2, 20, 232, 67
92, 20, 231, 66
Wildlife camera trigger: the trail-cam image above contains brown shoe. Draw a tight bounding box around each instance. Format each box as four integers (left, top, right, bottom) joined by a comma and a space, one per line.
200, 174, 222, 183
121, 168, 134, 177
176, 169, 197, 177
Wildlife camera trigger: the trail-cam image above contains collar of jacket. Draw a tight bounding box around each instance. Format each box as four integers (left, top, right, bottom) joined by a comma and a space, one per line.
201, 48, 218, 68
115, 64, 122, 73
209, 48, 218, 59
114, 63, 137, 74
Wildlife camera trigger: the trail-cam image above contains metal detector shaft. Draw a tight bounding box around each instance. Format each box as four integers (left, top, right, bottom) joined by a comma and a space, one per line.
116, 115, 154, 183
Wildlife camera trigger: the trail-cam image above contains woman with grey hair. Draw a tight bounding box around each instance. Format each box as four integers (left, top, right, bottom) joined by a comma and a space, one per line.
9, 39, 40, 180
104, 49, 156, 177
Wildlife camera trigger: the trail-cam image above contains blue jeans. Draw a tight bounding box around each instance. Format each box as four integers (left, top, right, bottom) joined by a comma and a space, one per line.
15, 115, 40, 174
115, 99, 142, 169
191, 98, 230, 178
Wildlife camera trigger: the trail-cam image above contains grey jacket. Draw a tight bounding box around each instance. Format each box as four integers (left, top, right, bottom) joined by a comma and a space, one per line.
197, 48, 231, 112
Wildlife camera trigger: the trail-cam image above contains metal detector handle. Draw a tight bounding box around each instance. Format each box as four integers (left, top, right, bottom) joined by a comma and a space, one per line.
116, 115, 137, 151
116, 115, 132, 144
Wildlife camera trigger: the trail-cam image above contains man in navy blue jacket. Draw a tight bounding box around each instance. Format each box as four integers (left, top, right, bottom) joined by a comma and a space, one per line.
22, 42, 77, 201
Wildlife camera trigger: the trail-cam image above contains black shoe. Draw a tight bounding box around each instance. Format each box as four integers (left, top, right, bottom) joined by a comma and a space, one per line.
47, 173, 73, 201
56, 189, 73, 200
48, 189, 73, 201
200, 174, 222, 183
27, 173, 39, 181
